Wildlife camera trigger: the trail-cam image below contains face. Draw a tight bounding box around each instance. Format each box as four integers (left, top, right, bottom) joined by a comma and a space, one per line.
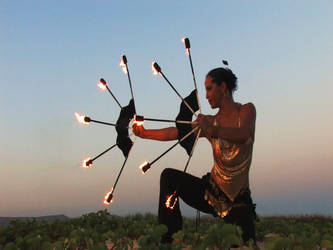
205, 76, 225, 109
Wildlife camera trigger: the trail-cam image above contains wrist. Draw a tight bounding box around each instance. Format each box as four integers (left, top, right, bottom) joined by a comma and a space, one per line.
139, 128, 146, 138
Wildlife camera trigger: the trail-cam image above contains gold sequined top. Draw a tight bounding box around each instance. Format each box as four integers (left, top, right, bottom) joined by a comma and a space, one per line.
210, 136, 253, 202
204, 112, 254, 218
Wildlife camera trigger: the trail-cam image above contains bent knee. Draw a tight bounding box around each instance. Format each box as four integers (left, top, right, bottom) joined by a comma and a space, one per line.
160, 168, 173, 180
160, 168, 181, 182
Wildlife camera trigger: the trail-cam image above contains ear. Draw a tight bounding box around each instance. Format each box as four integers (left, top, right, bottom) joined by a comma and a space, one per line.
220, 81, 227, 92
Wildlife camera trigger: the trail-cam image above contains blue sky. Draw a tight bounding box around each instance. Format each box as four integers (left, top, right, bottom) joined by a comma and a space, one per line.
1, 1, 332, 217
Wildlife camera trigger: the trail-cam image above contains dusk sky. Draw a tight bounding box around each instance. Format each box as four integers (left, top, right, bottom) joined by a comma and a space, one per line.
1, 1, 332, 218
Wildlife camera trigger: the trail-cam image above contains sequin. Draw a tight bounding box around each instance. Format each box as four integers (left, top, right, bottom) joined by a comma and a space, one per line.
210, 136, 253, 202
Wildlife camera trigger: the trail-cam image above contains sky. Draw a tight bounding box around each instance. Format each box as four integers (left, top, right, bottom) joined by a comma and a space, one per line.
1, 1, 332, 218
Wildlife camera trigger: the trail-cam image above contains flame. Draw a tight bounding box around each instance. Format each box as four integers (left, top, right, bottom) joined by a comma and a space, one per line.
74, 112, 89, 125
139, 161, 150, 174
120, 60, 128, 74
82, 157, 92, 169
133, 120, 144, 126
151, 61, 159, 76
165, 191, 178, 210
181, 37, 189, 55
104, 188, 113, 205
97, 81, 107, 90
221, 210, 229, 218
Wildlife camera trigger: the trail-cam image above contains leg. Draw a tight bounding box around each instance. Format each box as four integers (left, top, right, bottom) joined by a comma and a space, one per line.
158, 168, 214, 243
223, 204, 256, 244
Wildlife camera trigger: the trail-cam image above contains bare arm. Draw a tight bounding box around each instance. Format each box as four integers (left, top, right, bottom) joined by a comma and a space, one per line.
132, 124, 178, 141
195, 103, 256, 144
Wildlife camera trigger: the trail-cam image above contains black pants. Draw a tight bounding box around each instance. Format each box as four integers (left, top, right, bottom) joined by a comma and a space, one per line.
158, 168, 256, 244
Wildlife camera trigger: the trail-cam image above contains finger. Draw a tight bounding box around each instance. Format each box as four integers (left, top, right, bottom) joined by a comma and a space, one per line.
197, 114, 203, 119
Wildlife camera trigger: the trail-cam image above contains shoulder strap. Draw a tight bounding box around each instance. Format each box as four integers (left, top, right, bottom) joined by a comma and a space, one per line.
238, 112, 241, 128
237, 103, 241, 128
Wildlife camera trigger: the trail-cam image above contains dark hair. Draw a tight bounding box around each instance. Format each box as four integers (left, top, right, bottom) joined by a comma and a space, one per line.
206, 68, 238, 95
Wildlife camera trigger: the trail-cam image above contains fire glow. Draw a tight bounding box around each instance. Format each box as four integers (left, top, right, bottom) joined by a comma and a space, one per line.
104, 189, 113, 205
182, 38, 190, 55
82, 157, 93, 169
98, 78, 107, 90
134, 115, 144, 126
139, 161, 150, 174
120, 58, 128, 74
165, 191, 178, 210
151, 61, 159, 76
74, 112, 90, 125
133, 116, 144, 126
133, 120, 144, 126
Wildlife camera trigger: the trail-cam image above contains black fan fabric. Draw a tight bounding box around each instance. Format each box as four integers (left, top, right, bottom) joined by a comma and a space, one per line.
175, 90, 199, 156
116, 99, 135, 157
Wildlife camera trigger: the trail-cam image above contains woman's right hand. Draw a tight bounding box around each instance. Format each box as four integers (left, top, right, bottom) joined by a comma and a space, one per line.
193, 114, 217, 138
132, 123, 145, 138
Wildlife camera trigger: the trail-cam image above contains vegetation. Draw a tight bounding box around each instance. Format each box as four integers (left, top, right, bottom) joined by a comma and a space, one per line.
0, 210, 332, 249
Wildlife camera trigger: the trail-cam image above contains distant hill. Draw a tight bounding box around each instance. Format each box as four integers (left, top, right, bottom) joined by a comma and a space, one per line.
0, 215, 70, 226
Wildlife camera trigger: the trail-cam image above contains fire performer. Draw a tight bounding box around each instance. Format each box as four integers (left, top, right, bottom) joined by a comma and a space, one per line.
133, 67, 257, 244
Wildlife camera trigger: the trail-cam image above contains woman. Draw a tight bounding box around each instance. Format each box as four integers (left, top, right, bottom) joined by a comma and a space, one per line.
132, 67, 257, 244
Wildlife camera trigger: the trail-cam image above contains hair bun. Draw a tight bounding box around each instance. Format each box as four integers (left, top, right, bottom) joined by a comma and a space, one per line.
206, 67, 238, 95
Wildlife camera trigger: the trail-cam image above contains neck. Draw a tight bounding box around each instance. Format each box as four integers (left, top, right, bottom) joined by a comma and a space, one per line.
217, 96, 236, 115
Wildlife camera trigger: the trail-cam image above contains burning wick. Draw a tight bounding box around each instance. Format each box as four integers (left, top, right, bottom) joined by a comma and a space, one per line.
133, 120, 144, 126
151, 61, 161, 76
165, 191, 178, 210
74, 112, 90, 125
133, 115, 144, 126
104, 189, 113, 205
98, 78, 107, 90
182, 37, 191, 48
182, 37, 190, 55
96, 78, 123, 109
139, 161, 151, 174
82, 157, 93, 168
120, 55, 128, 74
75, 112, 115, 127
80, 144, 117, 170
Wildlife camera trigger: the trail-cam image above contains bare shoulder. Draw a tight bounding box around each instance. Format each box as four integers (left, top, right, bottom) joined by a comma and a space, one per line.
239, 102, 256, 131
240, 102, 256, 118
